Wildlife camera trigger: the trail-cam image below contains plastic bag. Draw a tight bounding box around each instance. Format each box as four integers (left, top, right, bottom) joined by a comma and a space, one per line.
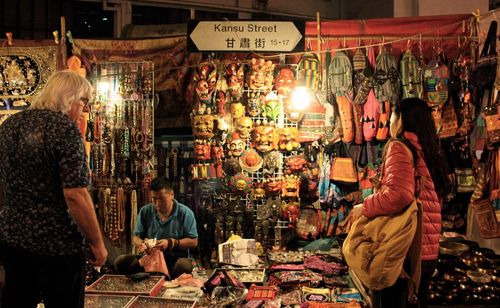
138, 248, 169, 276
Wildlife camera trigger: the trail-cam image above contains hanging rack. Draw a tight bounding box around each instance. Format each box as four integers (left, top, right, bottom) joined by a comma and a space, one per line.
305, 35, 477, 42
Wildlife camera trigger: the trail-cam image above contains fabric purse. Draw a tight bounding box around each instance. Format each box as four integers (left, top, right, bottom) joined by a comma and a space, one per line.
330, 157, 358, 184
342, 141, 422, 302
483, 93, 500, 144
439, 100, 459, 138
471, 198, 499, 238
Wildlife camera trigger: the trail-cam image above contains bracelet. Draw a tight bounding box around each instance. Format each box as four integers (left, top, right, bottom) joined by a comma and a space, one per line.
173, 238, 179, 250
167, 238, 174, 251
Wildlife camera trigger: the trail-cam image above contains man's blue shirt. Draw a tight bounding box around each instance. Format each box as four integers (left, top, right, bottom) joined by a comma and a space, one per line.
134, 200, 198, 240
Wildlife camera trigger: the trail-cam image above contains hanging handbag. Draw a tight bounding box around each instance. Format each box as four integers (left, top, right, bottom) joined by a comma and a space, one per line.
342, 141, 422, 302
471, 198, 499, 238
471, 150, 500, 238
439, 99, 459, 139
483, 92, 500, 144
472, 20, 497, 89
330, 143, 358, 184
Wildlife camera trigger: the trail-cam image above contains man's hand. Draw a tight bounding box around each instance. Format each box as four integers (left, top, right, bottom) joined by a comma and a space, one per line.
154, 239, 169, 251
89, 242, 108, 266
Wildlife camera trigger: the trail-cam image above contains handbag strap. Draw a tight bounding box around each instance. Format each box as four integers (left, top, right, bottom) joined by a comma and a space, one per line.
481, 21, 498, 58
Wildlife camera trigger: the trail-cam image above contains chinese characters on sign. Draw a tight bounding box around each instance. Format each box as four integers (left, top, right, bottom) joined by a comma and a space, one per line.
188, 21, 304, 52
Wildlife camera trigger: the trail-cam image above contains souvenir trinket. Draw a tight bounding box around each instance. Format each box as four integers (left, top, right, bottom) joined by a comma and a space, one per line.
284, 99, 305, 123
278, 127, 301, 152
250, 181, 266, 200
194, 140, 211, 161
246, 92, 263, 116
263, 92, 280, 122
230, 102, 245, 119
239, 149, 263, 173
281, 200, 300, 228
301, 286, 331, 302
223, 157, 242, 175
0, 46, 57, 104
245, 285, 278, 301
228, 173, 253, 194
251, 125, 278, 152
226, 268, 266, 284
284, 155, 308, 174
227, 134, 246, 157
275, 66, 296, 96
235, 116, 253, 139
191, 113, 214, 139
282, 175, 300, 198
225, 62, 244, 99
211, 142, 224, 164
193, 64, 217, 108
263, 151, 281, 176
247, 58, 275, 92
264, 177, 283, 195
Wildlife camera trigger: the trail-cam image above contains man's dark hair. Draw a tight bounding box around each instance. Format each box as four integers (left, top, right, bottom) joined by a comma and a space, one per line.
149, 176, 174, 192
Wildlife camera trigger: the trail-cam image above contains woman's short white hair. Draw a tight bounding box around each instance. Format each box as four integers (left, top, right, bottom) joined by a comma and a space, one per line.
30, 70, 93, 113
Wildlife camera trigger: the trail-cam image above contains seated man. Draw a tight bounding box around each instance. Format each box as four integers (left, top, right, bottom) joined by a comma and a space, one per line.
115, 177, 198, 279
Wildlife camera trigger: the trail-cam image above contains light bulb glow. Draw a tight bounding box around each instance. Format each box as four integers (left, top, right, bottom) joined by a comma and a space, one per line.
290, 86, 311, 110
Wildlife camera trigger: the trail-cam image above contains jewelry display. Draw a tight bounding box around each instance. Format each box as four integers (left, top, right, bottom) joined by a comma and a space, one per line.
88, 61, 154, 249
127, 296, 196, 308
85, 275, 165, 296
84, 294, 135, 308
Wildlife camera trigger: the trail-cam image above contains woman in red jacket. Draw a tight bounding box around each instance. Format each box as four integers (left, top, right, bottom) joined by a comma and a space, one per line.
361, 98, 448, 308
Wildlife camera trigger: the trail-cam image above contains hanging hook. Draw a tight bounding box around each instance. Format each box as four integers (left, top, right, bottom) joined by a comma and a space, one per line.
358, 37, 361, 47
5, 32, 12, 46
343, 36, 346, 48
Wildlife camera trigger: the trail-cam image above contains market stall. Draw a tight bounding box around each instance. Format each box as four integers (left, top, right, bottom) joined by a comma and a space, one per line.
1, 8, 499, 308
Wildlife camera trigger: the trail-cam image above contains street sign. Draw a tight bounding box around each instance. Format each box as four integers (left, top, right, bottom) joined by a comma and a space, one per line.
187, 20, 304, 53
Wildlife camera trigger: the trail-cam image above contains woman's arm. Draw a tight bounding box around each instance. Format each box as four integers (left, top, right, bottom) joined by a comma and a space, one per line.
362, 142, 415, 218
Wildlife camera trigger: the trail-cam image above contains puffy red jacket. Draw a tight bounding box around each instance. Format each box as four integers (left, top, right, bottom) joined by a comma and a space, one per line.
362, 132, 442, 261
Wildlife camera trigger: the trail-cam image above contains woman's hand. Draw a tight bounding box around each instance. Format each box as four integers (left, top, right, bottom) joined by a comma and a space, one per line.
344, 204, 363, 233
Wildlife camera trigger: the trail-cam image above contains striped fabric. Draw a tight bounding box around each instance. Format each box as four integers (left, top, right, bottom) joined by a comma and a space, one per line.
329, 51, 353, 97
298, 53, 321, 91
400, 50, 424, 99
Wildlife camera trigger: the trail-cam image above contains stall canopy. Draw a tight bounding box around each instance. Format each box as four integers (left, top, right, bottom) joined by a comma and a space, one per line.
304, 13, 474, 61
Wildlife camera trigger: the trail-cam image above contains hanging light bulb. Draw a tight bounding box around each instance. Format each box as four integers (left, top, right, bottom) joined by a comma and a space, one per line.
290, 86, 311, 110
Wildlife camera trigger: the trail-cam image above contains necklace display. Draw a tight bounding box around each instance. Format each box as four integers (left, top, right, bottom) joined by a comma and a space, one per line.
87, 61, 155, 249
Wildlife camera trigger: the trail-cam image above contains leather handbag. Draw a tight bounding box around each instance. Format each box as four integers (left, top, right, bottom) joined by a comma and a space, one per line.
342, 141, 422, 303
